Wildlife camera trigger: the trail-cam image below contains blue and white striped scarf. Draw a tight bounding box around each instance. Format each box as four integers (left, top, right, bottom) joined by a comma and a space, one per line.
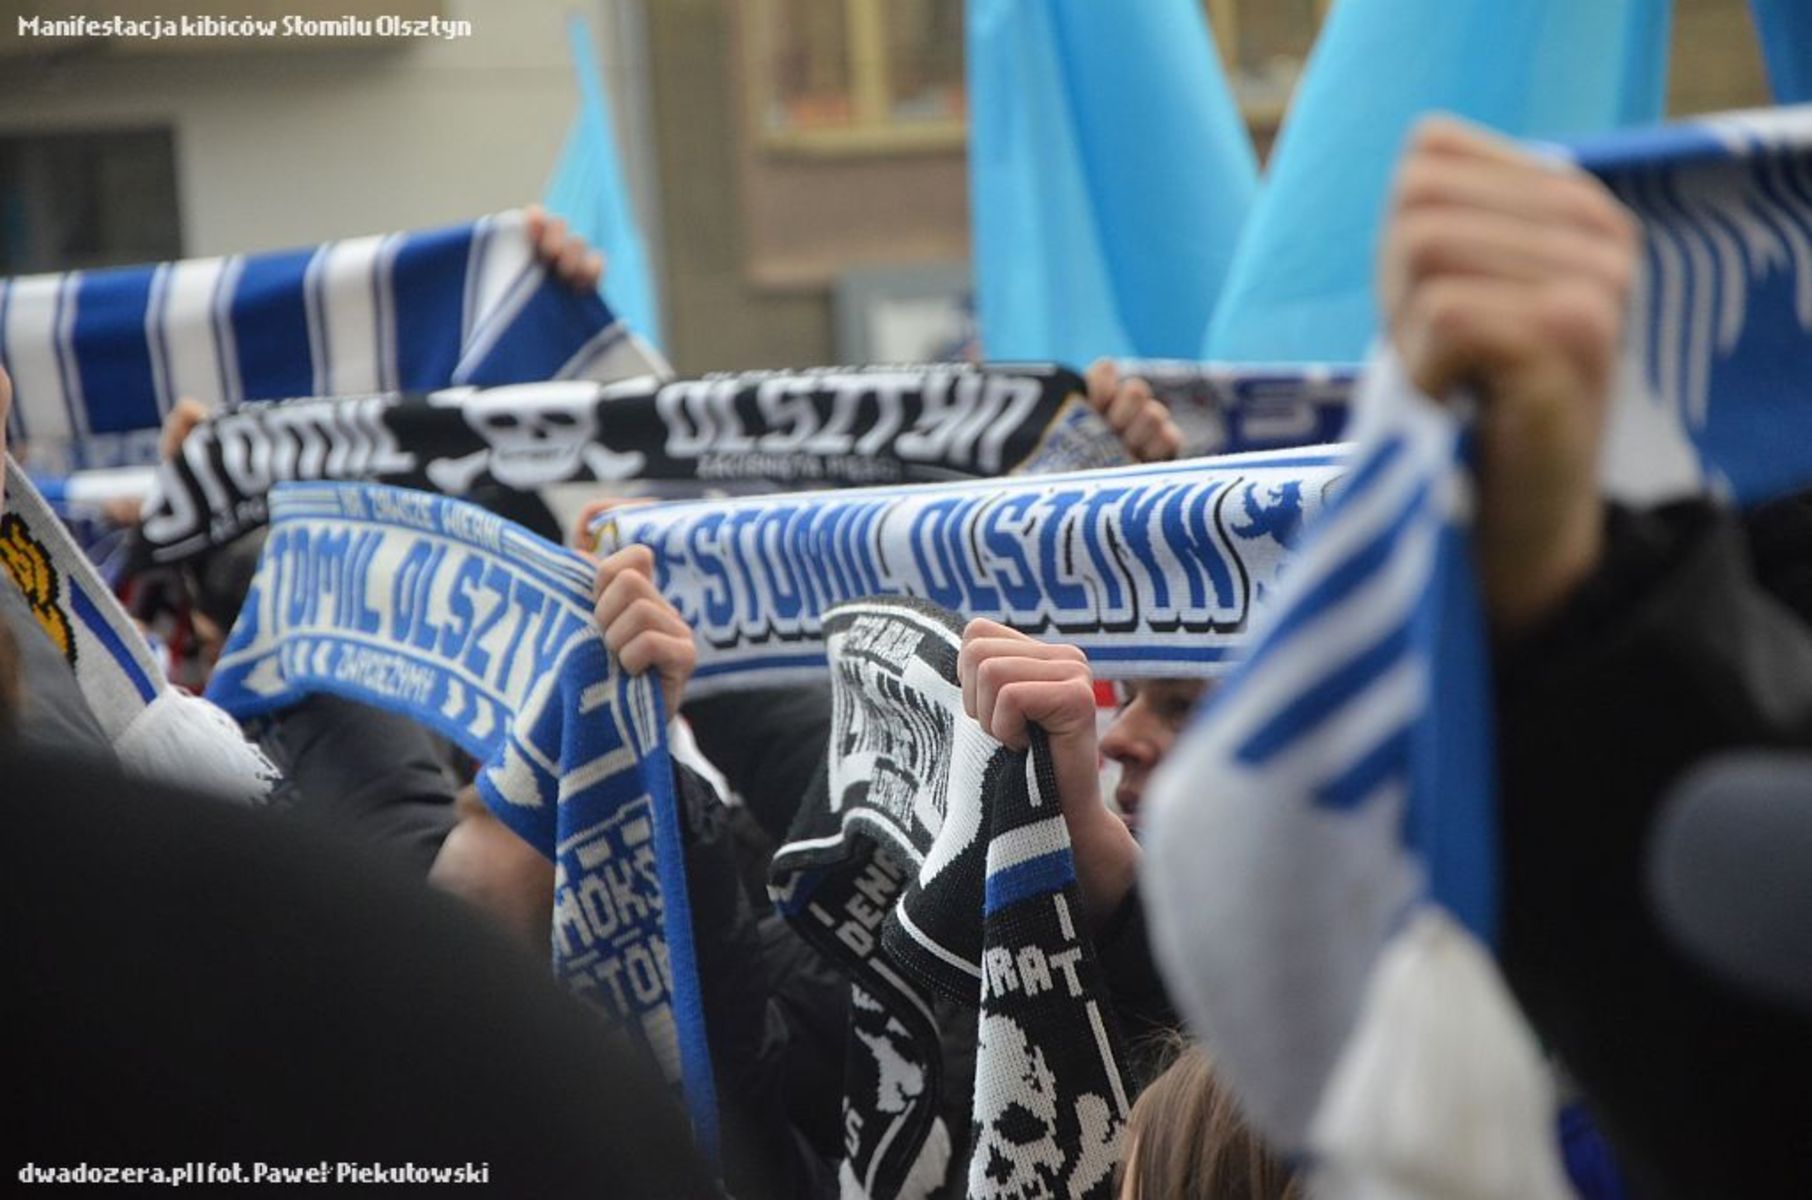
593, 449, 1350, 697
204, 481, 718, 1155
1, 210, 665, 472
1144, 104, 1812, 1198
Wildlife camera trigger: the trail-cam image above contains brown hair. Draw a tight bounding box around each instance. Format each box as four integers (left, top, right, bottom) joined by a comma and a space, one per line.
1121, 1036, 1301, 1200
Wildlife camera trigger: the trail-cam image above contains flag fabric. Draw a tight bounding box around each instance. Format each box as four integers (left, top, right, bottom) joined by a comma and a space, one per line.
966, 0, 1257, 364
205, 480, 720, 1156
1749, 0, 1812, 104
543, 11, 664, 349
0, 209, 666, 473
1205, 0, 1673, 364
1144, 104, 1812, 1198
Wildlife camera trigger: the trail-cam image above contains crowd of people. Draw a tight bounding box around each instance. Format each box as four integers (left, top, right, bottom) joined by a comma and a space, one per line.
6, 117, 1810, 1200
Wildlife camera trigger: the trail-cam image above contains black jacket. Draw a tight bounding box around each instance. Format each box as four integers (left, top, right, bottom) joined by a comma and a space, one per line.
1495, 498, 1812, 1199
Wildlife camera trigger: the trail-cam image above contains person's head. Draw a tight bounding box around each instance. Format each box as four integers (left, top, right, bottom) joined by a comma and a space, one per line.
182, 529, 268, 670
1099, 678, 1209, 830
1119, 1037, 1299, 1200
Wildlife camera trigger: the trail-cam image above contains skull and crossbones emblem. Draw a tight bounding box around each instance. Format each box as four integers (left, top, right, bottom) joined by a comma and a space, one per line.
970, 1012, 1120, 1199
426, 383, 645, 493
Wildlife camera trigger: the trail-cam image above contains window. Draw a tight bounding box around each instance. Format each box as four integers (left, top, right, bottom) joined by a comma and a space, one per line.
748, 0, 966, 155
1205, 0, 1331, 131
0, 129, 182, 275
742, 0, 1327, 158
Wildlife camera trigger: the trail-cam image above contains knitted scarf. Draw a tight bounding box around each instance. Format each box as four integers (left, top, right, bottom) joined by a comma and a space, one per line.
0, 209, 663, 473
771, 596, 1129, 1200
135, 364, 1120, 563
594, 449, 1348, 697
1116, 359, 1358, 458
1, 458, 278, 802
1143, 103, 1812, 1200
204, 481, 719, 1154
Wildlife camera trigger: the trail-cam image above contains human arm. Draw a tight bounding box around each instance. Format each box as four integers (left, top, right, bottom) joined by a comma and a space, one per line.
1381, 115, 1812, 1194
956, 618, 1139, 928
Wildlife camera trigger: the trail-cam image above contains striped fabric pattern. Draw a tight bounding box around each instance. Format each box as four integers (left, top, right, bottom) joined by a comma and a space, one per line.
1143, 103, 1812, 1195
1143, 355, 1480, 1146
1, 209, 665, 472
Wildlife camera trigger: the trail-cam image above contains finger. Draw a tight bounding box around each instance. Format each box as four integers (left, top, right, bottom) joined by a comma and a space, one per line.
1147, 408, 1183, 461
1407, 114, 1550, 171
1402, 273, 1623, 403
595, 570, 668, 636
616, 629, 696, 686
1531, 276, 1624, 393
537, 214, 568, 268
523, 203, 546, 243
975, 655, 1091, 744
160, 397, 210, 462
963, 616, 1028, 643
594, 543, 656, 600
991, 678, 1094, 749
1084, 358, 1118, 412
575, 495, 655, 554
1105, 377, 1149, 431
1123, 401, 1172, 462
964, 634, 1087, 665
1396, 277, 1549, 400
1394, 152, 1635, 246
556, 239, 590, 288
1383, 209, 1634, 326
573, 505, 604, 554
582, 251, 605, 292
600, 592, 689, 656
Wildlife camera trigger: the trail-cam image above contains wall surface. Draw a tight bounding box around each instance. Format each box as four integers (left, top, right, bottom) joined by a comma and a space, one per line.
0, 0, 1780, 375
0, 0, 634, 259
647, 0, 1778, 376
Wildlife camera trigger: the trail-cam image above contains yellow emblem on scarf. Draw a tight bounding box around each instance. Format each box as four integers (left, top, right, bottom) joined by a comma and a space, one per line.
0, 513, 75, 663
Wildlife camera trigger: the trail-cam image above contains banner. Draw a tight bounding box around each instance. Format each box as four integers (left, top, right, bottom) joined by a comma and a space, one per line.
205, 481, 719, 1153
1, 209, 665, 473
136, 363, 1118, 563
772, 597, 1129, 1200
595, 449, 1349, 697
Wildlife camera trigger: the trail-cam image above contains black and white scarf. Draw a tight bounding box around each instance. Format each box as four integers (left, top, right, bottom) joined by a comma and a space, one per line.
771, 597, 1130, 1200
135, 363, 1119, 563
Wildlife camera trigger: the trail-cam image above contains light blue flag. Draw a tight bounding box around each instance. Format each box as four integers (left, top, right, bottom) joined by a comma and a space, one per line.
1205, 0, 1672, 363
544, 12, 663, 350
967, 0, 1257, 364
1750, 0, 1812, 103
